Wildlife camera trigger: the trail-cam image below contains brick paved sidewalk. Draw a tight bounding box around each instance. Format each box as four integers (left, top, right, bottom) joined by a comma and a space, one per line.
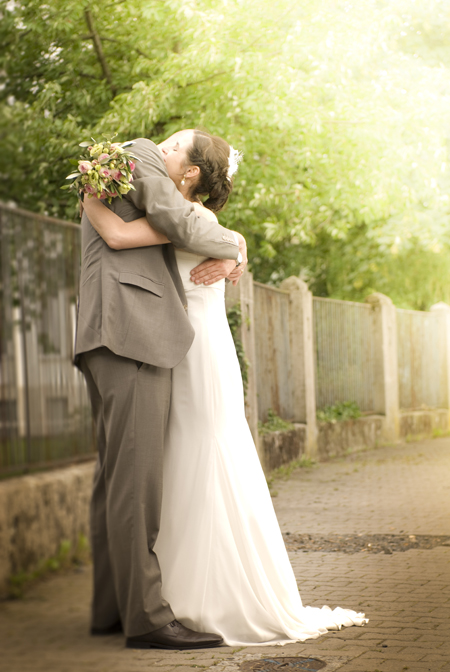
1, 438, 449, 672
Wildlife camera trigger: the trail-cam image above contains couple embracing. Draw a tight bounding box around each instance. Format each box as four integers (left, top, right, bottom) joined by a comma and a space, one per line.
75, 129, 367, 650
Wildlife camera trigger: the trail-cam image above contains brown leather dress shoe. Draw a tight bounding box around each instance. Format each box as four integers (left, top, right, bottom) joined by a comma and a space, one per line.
125, 619, 224, 650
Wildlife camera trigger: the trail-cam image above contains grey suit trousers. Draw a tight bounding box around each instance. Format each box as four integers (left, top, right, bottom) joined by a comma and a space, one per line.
79, 347, 175, 637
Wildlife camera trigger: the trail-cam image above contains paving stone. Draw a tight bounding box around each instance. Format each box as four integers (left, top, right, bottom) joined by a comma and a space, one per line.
2, 438, 450, 671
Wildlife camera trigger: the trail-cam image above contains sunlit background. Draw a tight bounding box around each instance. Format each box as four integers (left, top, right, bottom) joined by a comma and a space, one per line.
2, 0, 450, 307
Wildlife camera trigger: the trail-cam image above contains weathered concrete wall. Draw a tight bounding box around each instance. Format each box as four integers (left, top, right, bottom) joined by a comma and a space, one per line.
0, 461, 95, 599
399, 409, 449, 438
260, 423, 306, 472
315, 410, 449, 461
1, 407, 449, 598
317, 415, 384, 461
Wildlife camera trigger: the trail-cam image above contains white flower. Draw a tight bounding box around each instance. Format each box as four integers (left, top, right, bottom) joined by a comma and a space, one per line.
228, 146, 243, 180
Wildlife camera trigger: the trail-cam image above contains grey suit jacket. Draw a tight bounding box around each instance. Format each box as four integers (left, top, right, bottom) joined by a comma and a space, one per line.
74, 138, 239, 369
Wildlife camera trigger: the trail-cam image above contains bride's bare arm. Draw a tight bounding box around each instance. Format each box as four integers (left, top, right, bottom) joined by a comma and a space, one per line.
82, 197, 170, 250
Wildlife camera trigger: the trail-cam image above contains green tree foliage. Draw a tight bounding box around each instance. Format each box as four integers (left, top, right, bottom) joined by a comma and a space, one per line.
2, 0, 450, 308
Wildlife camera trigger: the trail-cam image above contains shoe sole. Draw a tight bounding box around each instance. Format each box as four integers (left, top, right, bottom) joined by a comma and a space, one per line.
125, 639, 224, 650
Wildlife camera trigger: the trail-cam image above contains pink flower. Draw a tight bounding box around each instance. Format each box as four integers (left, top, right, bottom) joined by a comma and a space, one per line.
129, 160, 135, 172
91, 160, 99, 166
99, 167, 111, 179
99, 191, 108, 200
79, 161, 93, 174
112, 169, 122, 181
98, 153, 110, 163
110, 143, 119, 150
83, 184, 96, 194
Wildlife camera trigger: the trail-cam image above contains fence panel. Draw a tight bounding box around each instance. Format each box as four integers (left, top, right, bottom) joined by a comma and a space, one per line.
253, 283, 296, 422
0, 205, 93, 475
397, 309, 447, 409
313, 297, 376, 412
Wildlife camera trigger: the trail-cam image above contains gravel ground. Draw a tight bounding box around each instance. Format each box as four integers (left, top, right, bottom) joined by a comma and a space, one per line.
282, 533, 450, 554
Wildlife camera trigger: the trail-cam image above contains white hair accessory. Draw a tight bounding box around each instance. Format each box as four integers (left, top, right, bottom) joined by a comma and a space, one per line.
228, 146, 243, 180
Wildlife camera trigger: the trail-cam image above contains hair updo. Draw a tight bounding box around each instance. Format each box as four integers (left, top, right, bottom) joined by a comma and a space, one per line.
186, 130, 232, 212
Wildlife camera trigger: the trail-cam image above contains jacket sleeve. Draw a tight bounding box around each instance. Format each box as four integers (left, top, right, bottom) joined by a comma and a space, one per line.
125, 138, 239, 260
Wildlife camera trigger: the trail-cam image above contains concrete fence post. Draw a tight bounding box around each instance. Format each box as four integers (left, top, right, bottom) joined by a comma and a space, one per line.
365, 292, 400, 442
430, 301, 450, 429
225, 269, 260, 457
280, 276, 318, 459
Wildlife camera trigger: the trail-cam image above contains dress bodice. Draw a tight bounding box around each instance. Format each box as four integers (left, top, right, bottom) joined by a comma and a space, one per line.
174, 249, 226, 293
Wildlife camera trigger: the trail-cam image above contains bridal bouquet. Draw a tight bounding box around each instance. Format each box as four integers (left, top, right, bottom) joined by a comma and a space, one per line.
62, 135, 139, 203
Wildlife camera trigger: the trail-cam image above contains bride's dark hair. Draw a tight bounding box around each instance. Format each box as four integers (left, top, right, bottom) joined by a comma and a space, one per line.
186, 130, 232, 212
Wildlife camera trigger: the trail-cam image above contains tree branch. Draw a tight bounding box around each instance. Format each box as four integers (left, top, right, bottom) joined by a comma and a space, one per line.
79, 34, 153, 61
184, 70, 228, 88
99, 36, 153, 61
84, 9, 117, 97
76, 71, 103, 80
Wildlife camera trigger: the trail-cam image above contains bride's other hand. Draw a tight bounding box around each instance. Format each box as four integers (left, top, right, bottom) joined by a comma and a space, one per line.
227, 265, 245, 286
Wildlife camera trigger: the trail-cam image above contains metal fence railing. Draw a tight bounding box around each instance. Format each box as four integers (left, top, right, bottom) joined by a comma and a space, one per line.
313, 297, 377, 412
3, 202, 450, 476
0, 204, 94, 476
397, 308, 447, 410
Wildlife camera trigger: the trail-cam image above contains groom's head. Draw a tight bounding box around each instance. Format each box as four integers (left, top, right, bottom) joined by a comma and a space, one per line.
158, 129, 232, 212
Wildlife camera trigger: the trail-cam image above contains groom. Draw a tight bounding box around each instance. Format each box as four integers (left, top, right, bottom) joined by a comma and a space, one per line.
75, 130, 247, 649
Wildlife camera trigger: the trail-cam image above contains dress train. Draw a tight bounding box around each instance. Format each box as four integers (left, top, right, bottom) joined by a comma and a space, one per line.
154, 250, 368, 646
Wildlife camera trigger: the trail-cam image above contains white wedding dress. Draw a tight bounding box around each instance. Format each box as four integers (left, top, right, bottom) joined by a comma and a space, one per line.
153, 250, 368, 646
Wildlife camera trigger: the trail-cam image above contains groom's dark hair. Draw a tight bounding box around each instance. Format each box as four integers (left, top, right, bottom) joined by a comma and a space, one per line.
186, 130, 233, 212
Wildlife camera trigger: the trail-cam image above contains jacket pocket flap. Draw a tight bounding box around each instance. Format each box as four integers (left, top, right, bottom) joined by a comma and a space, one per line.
119, 272, 164, 297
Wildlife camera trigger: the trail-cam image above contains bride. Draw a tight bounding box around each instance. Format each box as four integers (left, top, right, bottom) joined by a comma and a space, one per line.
82, 129, 368, 647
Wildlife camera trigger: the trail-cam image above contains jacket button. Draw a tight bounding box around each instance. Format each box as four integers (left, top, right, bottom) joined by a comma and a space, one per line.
183, 304, 188, 311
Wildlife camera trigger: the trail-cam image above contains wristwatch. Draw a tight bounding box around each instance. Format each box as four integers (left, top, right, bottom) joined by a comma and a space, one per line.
236, 252, 243, 267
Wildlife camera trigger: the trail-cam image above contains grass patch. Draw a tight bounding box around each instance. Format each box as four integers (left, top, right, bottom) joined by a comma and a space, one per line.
317, 401, 361, 423
404, 433, 425, 443
432, 427, 450, 438
8, 533, 90, 599
258, 409, 295, 435
266, 455, 317, 495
